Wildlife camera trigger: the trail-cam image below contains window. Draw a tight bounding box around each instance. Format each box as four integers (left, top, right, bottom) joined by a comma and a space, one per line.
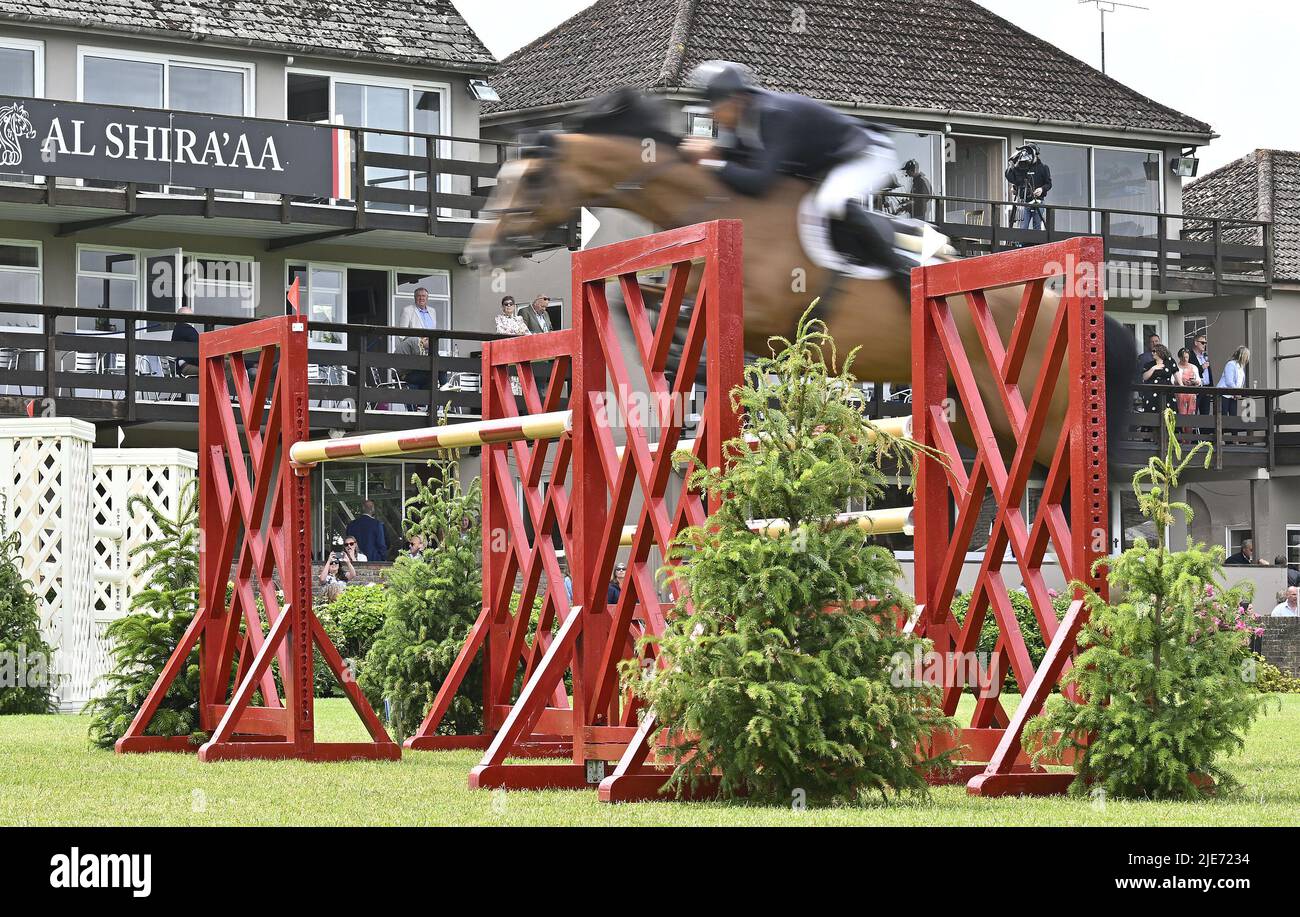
1033, 141, 1091, 233
881, 129, 941, 220
1094, 148, 1161, 237
0, 242, 41, 332
80, 50, 250, 115
1286, 526, 1300, 578
0, 38, 43, 185
1226, 527, 1252, 558
76, 248, 138, 332
184, 256, 257, 317
287, 71, 449, 211
942, 135, 1006, 226
0, 38, 40, 96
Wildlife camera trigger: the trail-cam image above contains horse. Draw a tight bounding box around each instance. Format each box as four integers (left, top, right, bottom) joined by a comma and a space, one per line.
466, 93, 1135, 469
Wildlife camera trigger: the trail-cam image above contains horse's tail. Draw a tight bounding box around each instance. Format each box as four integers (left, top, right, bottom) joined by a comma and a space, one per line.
1103, 313, 1135, 459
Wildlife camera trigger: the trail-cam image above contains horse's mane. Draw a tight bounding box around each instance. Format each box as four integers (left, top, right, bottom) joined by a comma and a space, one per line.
564, 88, 681, 148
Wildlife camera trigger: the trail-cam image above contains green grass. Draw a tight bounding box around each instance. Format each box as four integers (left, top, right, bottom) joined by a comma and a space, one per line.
1, 696, 1297, 826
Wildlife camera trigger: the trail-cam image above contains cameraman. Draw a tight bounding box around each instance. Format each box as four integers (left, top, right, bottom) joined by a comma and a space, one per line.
1005, 143, 1052, 231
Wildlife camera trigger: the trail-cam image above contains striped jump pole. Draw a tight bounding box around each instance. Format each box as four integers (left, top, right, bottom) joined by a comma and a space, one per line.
617, 505, 914, 546
288, 410, 573, 471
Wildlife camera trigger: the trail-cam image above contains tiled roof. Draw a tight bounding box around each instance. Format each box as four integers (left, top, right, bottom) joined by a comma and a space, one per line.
485, 0, 1210, 137
0, 1, 496, 71
1183, 150, 1300, 282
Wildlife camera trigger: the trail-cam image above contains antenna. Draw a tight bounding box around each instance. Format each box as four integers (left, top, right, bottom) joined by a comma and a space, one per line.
1078, 0, 1149, 74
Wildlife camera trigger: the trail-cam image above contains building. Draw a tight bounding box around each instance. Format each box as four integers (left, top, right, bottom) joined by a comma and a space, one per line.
480, 0, 1284, 598
0, 0, 566, 562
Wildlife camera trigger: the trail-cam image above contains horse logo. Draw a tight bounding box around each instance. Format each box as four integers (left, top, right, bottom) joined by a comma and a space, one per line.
0, 102, 36, 167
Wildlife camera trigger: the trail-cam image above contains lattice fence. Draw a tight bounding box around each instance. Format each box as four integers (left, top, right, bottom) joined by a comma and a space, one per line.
0, 418, 95, 711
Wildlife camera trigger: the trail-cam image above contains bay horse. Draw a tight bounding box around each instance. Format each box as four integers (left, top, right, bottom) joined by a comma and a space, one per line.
466, 98, 1134, 469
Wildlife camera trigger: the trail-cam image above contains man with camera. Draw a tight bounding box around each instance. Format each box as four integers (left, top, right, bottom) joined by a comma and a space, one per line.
1005, 143, 1052, 231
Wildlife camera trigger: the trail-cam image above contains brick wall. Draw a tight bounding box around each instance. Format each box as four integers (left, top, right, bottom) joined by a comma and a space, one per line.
1261, 617, 1300, 676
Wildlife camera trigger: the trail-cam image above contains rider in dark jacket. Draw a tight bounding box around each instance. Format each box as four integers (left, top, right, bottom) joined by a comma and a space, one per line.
680, 61, 897, 239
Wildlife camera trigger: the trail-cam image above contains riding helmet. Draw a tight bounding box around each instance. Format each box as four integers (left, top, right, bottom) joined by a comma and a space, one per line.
688, 60, 759, 103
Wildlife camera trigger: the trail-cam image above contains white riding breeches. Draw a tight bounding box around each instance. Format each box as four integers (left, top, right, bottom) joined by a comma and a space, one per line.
813, 140, 898, 220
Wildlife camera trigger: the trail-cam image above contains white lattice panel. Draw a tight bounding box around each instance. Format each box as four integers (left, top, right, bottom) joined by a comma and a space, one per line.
0, 418, 95, 712
87, 449, 197, 703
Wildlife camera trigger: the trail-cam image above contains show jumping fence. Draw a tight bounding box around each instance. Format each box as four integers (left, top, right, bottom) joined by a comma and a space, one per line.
117, 221, 1108, 801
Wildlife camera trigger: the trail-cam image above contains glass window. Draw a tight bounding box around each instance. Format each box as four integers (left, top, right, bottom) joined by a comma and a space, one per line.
1032, 142, 1090, 234
0, 242, 41, 332
0, 45, 36, 95
881, 129, 940, 220
942, 136, 1006, 227
76, 248, 137, 332
308, 266, 345, 347
170, 64, 244, 115
1094, 148, 1160, 238
83, 56, 163, 107
287, 73, 330, 123
184, 256, 256, 317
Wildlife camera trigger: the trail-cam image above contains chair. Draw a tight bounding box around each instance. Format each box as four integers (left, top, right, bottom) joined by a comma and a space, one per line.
368, 366, 406, 412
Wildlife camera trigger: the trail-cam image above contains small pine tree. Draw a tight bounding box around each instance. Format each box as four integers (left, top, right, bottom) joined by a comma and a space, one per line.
360, 458, 483, 741
627, 308, 955, 803
1024, 409, 1268, 799
86, 480, 201, 748
0, 496, 57, 714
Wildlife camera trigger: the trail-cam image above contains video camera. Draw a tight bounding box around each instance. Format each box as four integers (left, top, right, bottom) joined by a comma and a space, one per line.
1009, 144, 1038, 167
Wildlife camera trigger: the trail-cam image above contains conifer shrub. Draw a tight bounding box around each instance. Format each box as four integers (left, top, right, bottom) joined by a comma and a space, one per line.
87, 481, 201, 748
627, 309, 955, 803
1024, 410, 1268, 799
360, 460, 482, 741
0, 496, 57, 714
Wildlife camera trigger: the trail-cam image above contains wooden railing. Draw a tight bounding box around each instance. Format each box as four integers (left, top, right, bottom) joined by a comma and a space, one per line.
877, 191, 1271, 295
0, 303, 546, 432
1120, 384, 1292, 470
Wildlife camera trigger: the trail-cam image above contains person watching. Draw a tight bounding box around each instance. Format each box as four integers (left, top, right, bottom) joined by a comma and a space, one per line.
171, 304, 200, 377
345, 500, 388, 562
1270, 585, 1299, 617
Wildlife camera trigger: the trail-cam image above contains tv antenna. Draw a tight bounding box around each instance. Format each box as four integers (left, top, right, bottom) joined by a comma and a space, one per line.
1078, 0, 1149, 74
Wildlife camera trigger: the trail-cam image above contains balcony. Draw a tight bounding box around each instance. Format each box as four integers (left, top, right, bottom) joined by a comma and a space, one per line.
0, 97, 573, 252
879, 191, 1272, 297
0, 303, 516, 434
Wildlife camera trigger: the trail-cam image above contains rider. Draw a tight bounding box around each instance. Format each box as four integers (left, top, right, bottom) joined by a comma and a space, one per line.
679, 61, 900, 262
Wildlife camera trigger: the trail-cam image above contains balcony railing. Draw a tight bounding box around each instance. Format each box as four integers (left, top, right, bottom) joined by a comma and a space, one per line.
1120, 384, 1292, 470
878, 191, 1271, 295
0, 303, 534, 432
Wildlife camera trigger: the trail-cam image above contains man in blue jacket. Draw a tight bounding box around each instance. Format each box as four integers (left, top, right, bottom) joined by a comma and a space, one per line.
345, 500, 388, 562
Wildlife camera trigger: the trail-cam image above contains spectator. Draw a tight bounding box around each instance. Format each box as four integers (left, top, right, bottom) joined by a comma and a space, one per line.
345, 500, 388, 562
171, 304, 200, 377
521, 295, 554, 335
1226, 538, 1257, 566
495, 296, 529, 336
891, 159, 933, 220
1270, 585, 1299, 617
607, 562, 626, 605
1137, 332, 1162, 375
1174, 347, 1200, 417
406, 532, 425, 557
397, 287, 438, 391
1139, 344, 1175, 413
342, 536, 367, 564
1275, 555, 1300, 587
319, 552, 355, 602
1005, 143, 1052, 231
1216, 345, 1250, 416
1190, 331, 1213, 415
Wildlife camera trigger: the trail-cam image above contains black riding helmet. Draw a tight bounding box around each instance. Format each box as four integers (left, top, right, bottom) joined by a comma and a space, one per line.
688, 60, 759, 103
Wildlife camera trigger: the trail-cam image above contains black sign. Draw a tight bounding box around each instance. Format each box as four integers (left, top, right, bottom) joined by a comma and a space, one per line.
0, 97, 349, 198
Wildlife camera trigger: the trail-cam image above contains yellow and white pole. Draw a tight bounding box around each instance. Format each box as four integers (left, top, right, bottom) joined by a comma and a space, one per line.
289, 410, 573, 469
618, 506, 914, 546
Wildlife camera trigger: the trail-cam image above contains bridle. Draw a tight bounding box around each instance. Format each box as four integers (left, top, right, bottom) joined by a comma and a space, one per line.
484, 134, 731, 254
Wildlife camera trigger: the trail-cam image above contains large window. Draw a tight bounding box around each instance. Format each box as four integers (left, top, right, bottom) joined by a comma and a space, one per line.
1030, 140, 1164, 236
1033, 141, 1091, 233
287, 263, 452, 350
0, 39, 42, 185
77, 246, 256, 332
0, 242, 41, 332
79, 50, 250, 115
881, 129, 941, 220
287, 71, 449, 210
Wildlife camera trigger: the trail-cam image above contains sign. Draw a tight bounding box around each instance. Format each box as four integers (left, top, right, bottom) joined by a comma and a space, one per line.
0, 96, 353, 198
